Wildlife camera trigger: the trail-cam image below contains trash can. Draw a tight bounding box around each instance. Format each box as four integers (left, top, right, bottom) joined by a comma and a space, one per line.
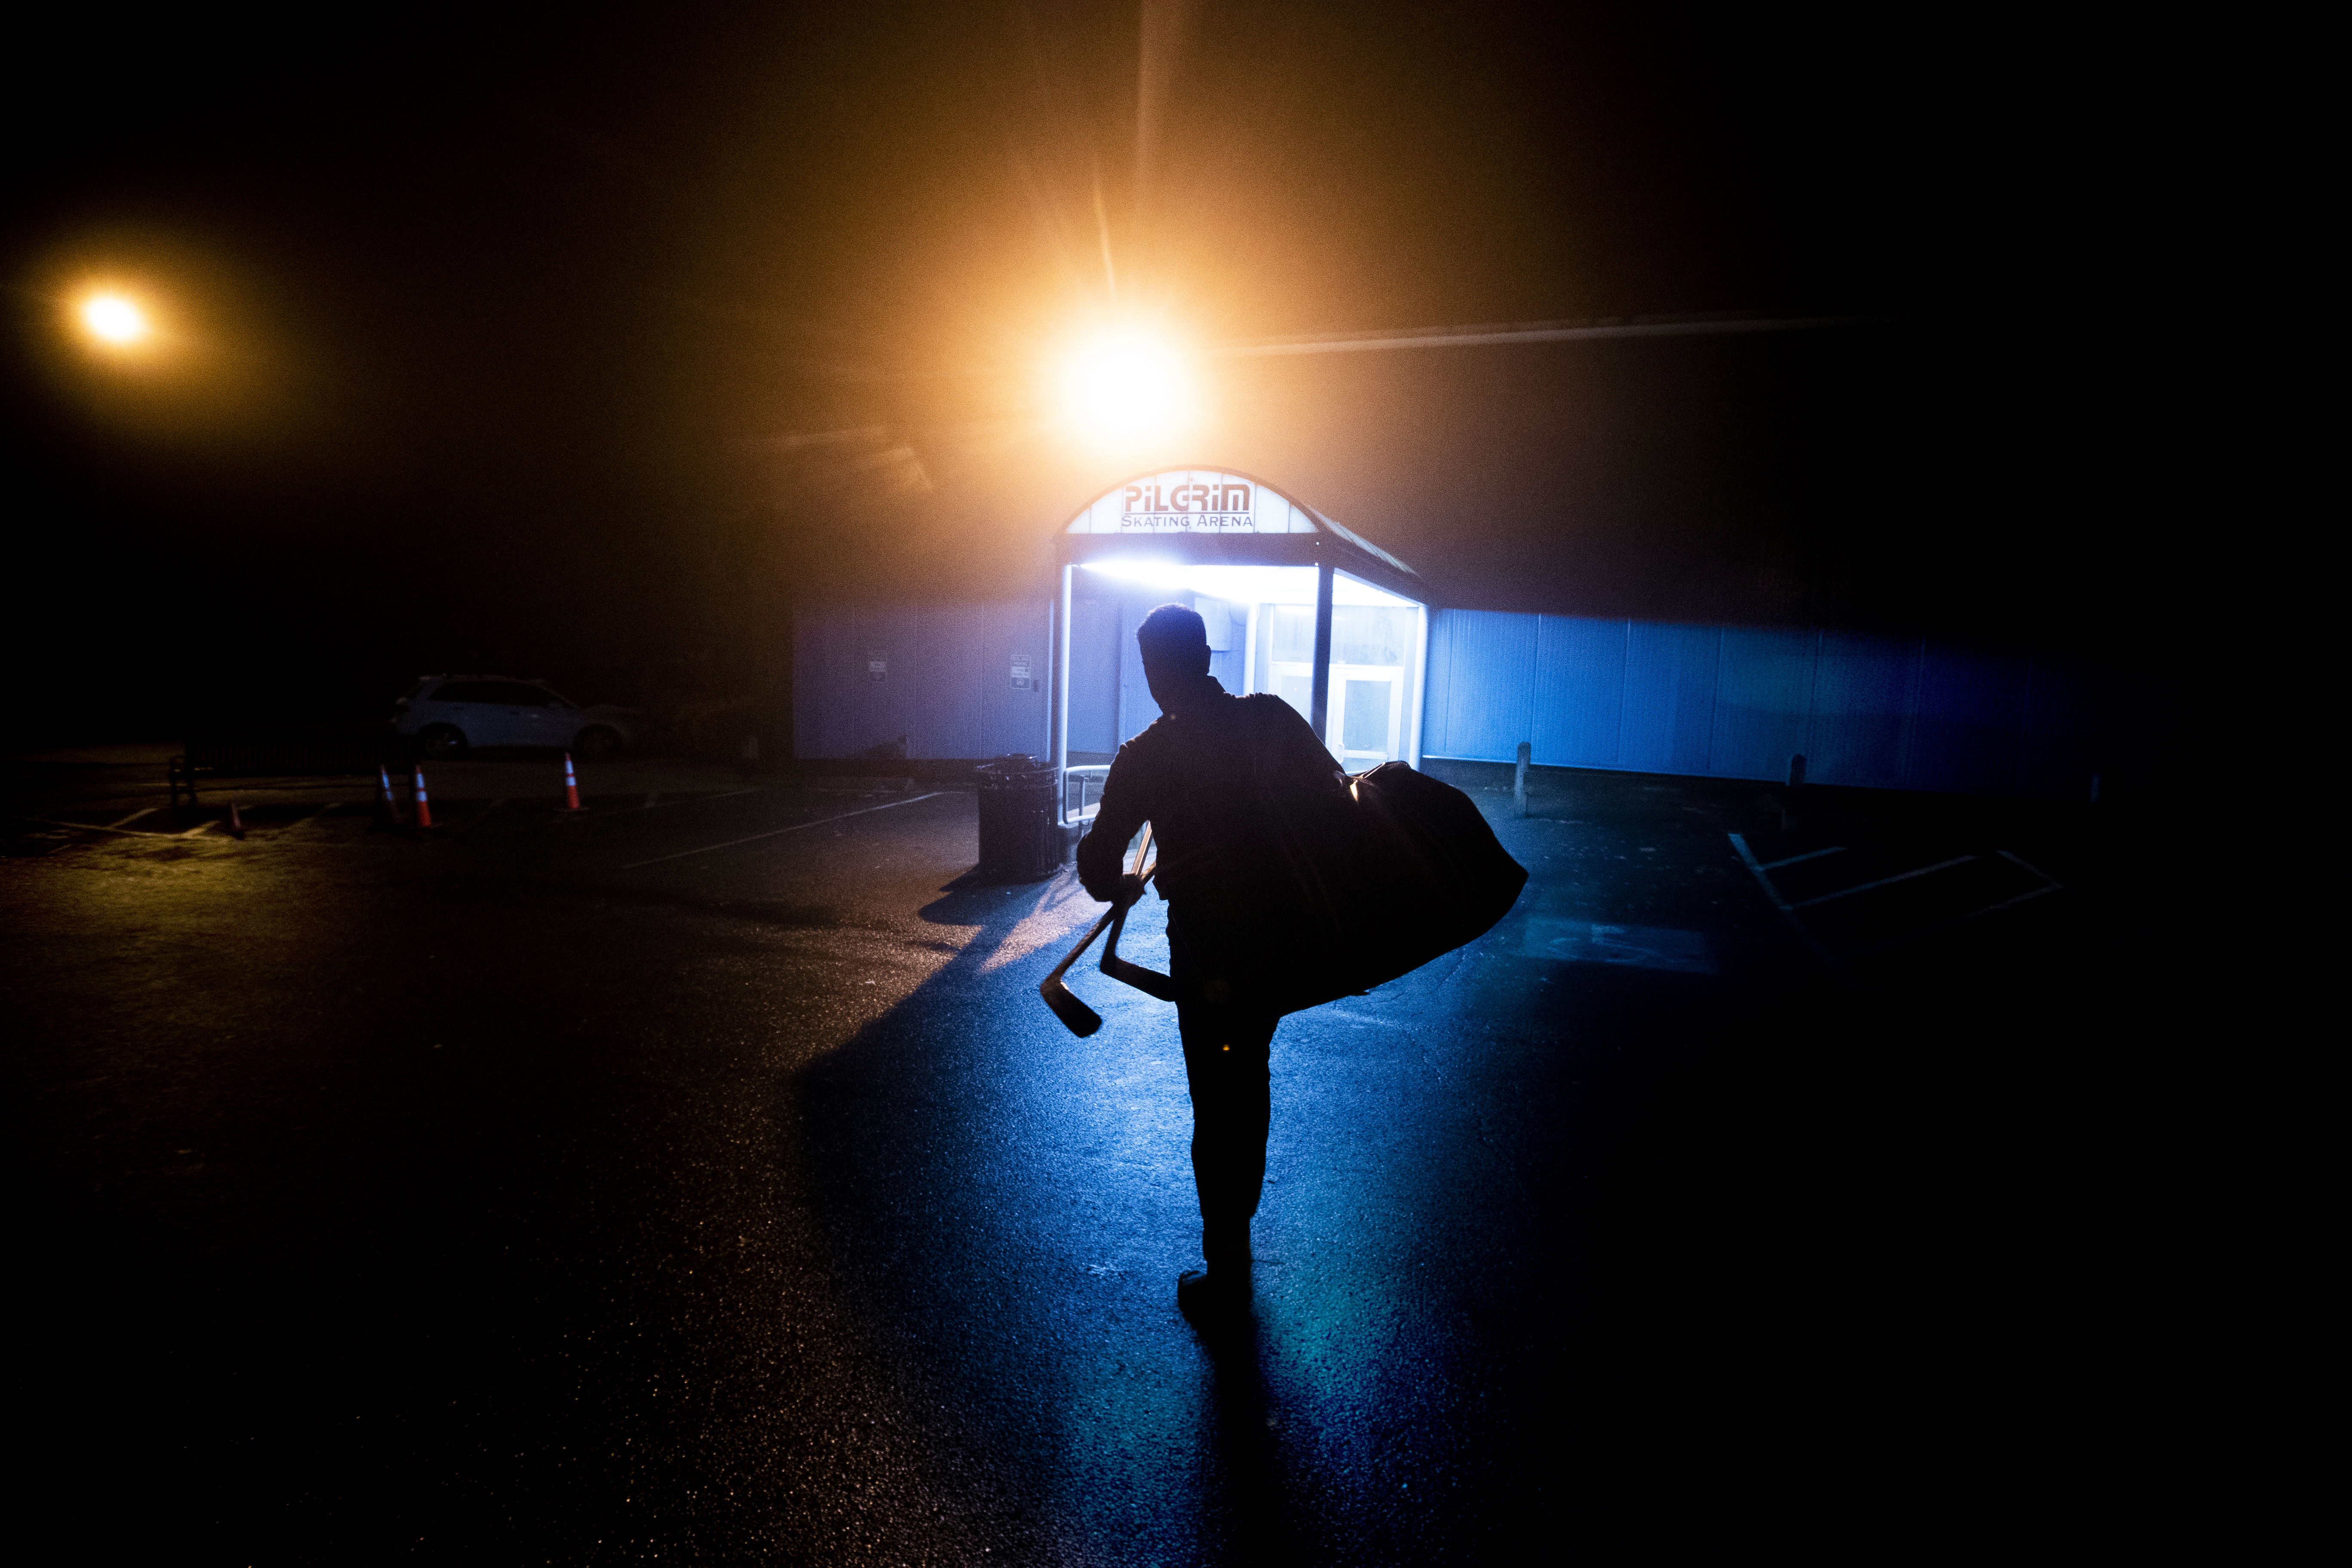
974, 754, 1062, 881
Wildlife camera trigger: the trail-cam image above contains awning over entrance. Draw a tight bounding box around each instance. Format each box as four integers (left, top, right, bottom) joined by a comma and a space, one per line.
1053, 468, 1428, 823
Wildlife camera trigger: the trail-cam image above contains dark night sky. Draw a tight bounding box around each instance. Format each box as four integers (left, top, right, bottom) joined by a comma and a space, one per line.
3, 2, 2132, 734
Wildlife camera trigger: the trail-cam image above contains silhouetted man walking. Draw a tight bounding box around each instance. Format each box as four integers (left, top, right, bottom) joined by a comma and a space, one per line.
1077, 603, 1357, 1320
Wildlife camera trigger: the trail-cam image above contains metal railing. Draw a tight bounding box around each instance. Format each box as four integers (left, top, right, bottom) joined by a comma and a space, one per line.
1061, 764, 1110, 824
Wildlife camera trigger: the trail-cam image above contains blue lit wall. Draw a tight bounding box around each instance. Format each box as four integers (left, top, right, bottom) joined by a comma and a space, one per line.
1420, 610, 2102, 798
794, 597, 2104, 798
794, 599, 1054, 762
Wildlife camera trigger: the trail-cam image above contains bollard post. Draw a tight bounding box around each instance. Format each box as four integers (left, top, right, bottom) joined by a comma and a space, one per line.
1787, 753, 1807, 790
1515, 741, 1531, 817
375, 763, 409, 830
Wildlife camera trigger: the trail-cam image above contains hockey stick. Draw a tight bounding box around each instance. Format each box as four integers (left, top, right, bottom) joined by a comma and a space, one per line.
1099, 861, 1177, 1004
1038, 827, 1157, 1035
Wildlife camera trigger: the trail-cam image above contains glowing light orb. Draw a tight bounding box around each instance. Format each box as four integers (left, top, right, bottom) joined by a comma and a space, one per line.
80, 294, 150, 345
1059, 331, 1191, 443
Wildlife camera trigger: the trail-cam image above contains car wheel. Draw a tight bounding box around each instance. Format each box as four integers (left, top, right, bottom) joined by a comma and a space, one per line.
575, 726, 622, 760
420, 724, 468, 760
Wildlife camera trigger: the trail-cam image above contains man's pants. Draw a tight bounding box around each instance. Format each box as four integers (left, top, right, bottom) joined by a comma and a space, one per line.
1167, 911, 1277, 1232
1175, 1002, 1276, 1228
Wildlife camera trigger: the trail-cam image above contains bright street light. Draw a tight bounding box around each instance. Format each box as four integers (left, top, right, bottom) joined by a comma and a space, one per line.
1057, 328, 1194, 445
79, 292, 151, 347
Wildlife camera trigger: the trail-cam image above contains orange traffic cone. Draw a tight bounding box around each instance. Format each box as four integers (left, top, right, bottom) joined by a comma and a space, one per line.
227, 799, 246, 839
560, 751, 585, 812
411, 764, 434, 829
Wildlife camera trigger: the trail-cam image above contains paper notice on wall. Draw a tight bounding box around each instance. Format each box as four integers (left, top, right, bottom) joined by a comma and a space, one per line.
1010, 655, 1034, 690
867, 652, 887, 681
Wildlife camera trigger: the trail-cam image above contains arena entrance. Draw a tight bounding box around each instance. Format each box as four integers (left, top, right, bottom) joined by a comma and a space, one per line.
1052, 469, 1428, 825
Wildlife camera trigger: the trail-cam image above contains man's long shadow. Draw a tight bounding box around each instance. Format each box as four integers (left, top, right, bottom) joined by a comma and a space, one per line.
1187, 1314, 1313, 1564
777, 861, 1310, 1559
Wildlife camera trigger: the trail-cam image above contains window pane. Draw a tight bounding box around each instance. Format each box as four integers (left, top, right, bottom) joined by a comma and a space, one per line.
1270, 606, 1315, 661
1333, 607, 1406, 666
1343, 677, 1392, 753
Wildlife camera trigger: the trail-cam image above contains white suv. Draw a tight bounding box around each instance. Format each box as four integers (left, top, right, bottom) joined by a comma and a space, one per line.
392, 676, 640, 760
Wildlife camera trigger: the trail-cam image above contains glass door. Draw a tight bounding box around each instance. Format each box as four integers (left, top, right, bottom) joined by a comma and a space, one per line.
1330, 665, 1403, 770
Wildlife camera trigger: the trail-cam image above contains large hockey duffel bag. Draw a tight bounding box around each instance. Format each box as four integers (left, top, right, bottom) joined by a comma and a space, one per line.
1075, 760, 1529, 1026
1171, 760, 1528, 1019
1335, 760, 1529, 993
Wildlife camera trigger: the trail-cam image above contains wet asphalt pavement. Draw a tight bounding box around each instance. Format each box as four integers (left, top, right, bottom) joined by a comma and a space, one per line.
4, 752, 2129, 1561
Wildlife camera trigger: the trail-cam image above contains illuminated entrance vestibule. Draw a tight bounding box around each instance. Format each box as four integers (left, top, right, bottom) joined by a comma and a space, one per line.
1053, 468, 1428, 825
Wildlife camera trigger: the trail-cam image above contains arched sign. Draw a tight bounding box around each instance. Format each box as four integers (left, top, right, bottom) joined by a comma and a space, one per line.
1065, 468, 1320, 535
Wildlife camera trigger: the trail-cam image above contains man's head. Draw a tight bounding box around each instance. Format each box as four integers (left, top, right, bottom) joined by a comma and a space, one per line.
1136, 603, 1210, 675
1136, 603, 1212, 711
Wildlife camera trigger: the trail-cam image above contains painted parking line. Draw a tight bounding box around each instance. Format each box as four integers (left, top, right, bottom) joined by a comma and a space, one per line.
1839, 853, 2066, 959
1787, 854, 1976, 909
1839, 879, 2066, 959
1728, 832, 1852, 983
104, 807, 159, 830
1996, 850, 2062, 883
450, 787, 763, 840
270, 802, 345, 835
618, 793, 949, 870
1760, 845, 1847, 871
544, 787, 759, 824
635, 787, 758, 812
1731, 834, 2070, 982
11, 814, 178, 840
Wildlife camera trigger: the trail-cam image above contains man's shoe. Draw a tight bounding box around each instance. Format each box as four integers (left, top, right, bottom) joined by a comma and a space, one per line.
1177, 1266, 1249, 1323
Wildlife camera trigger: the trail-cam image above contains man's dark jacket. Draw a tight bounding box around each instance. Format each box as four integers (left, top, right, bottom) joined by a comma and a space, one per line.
1076, 676, 1360, 1013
